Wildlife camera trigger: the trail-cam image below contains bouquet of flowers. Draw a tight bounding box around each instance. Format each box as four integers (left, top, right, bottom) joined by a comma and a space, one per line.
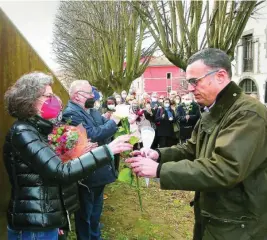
48, 124, 96, 163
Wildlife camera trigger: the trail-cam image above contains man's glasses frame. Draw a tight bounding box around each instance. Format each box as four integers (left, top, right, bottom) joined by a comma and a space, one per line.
77, 91, 94, 98
187, 69, 219, 87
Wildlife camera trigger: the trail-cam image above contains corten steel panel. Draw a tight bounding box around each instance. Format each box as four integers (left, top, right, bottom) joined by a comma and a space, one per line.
0, 8, 68, 237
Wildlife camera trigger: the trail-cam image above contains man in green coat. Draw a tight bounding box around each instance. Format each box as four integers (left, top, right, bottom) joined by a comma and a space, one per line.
126, 48, 267, 240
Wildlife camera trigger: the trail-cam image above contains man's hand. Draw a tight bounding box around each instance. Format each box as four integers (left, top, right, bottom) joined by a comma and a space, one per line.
108, 135, 133, 155
103, 111, 112, 119
110, 114, 120, 125
131, 148, 159, 161
125, 157, 159, 178
186, 115, 190, 121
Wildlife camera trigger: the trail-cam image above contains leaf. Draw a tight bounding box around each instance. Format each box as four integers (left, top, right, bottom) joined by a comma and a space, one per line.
129, 136, 139, 145
118, 168, 133, 185
118, 127, 126, 132
114, 131, 125, 139
120, 150, 131, 159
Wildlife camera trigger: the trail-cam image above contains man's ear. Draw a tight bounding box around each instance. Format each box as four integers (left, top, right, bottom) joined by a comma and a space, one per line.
73, 93, 79, 101
217, 70, 227, 84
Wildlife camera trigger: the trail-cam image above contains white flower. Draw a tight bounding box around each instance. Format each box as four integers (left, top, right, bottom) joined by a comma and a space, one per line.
113, 104, 130, 119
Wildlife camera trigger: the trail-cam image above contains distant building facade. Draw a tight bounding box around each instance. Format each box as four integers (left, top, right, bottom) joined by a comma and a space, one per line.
131, 56, 187, 99
232, 1, 267, 103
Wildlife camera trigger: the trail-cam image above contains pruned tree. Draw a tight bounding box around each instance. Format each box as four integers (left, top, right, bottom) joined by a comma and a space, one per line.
132, 0, 264, 70
53, 1, 156, 96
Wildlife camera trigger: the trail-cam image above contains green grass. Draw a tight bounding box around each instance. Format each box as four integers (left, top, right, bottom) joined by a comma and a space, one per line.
69, 179, 194, 240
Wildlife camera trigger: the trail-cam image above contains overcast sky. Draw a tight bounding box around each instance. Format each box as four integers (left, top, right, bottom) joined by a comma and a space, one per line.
0, 1, 60, 71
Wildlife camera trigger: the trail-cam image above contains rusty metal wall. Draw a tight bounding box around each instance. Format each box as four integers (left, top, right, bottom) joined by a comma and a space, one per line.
0, 8, 68, 238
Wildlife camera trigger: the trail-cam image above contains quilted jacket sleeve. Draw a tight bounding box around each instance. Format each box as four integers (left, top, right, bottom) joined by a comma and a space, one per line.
11, 125, 114, 184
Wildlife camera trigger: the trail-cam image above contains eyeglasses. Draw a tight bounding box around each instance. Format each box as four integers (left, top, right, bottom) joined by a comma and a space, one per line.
42, 93, 56, 98
77, 91, 94, 98
187, 69, 219, 87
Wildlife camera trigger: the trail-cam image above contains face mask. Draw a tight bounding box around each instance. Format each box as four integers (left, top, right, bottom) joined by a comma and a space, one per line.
85, 98, 95, 109
49, 111, 63, 125
146, 104, 151, 110
164, 103, 170, 108
183, 101, 191, 106
107, 104, 115, 110
41, 96, 62, 120
122, 94, 127, 99
151, 97, 157, 102
159, 99, 163, 103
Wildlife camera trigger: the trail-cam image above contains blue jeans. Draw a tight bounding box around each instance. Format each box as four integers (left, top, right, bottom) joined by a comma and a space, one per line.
75, 185, 105, 240
7, 226, 58, 240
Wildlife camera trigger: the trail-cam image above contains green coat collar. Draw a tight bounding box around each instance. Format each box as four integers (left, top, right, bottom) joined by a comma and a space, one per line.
201, 82, 242, 133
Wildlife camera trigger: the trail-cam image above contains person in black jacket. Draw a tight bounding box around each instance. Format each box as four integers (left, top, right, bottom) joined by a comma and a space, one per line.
3, 72, 132, 240
155, 98, 176, 147
143, 101, 158, 149
176, 94, 200, 142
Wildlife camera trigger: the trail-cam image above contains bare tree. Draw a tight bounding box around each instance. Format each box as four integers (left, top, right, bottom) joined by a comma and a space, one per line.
132, 0, 264, 70
53, 1, 156, 96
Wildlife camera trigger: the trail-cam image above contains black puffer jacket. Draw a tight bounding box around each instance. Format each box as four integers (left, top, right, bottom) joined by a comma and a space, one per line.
3, 116, 114, 231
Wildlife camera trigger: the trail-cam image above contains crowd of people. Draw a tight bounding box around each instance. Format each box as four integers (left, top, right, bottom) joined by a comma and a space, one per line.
3, 48, 267, 240
96, 89, 201, 149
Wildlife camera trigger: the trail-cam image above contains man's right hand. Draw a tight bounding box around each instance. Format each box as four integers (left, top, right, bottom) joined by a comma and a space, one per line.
110, 114, 120, 125
131, 148, 159, 161
103, 111, 112, 119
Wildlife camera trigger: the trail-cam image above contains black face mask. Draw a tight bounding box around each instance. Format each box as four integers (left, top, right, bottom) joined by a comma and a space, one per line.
85, 98, 95, 109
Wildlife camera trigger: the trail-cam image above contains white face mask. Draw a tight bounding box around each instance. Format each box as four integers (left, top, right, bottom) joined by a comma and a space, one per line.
107, 104, 115, 110
164, 103, 170, 108
151, 97, 157, 102
122, 94, 127, 99
183, 100, 191, 105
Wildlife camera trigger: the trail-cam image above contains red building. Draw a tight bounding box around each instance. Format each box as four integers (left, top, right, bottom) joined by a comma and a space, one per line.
140, 56, 187, 97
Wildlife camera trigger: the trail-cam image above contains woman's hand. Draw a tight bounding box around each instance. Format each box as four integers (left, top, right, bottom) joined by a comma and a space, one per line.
108, 135, 133, 155
82, 141, 98, 154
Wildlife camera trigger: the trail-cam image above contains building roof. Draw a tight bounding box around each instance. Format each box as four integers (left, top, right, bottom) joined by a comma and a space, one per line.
148, 55, 175, 67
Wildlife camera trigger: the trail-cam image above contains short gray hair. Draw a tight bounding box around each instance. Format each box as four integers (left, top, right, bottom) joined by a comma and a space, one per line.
69, 80, 91, 99
4, 72, 53, 119
188, 48, 232, 78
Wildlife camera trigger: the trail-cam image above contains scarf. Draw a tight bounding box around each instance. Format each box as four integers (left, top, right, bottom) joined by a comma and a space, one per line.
164, 107, 173, 119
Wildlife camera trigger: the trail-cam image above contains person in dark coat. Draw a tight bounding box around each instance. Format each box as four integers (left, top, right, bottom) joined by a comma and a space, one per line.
155, 98, 176, 147
177, 94, 200, 142
143, 101, 158, 149
3, 72, 132, 240
62, 80, 122, 240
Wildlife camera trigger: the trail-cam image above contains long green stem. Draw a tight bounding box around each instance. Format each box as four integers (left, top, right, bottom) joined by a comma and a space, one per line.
136, 174, 143, 212
121, 118, 143, 212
